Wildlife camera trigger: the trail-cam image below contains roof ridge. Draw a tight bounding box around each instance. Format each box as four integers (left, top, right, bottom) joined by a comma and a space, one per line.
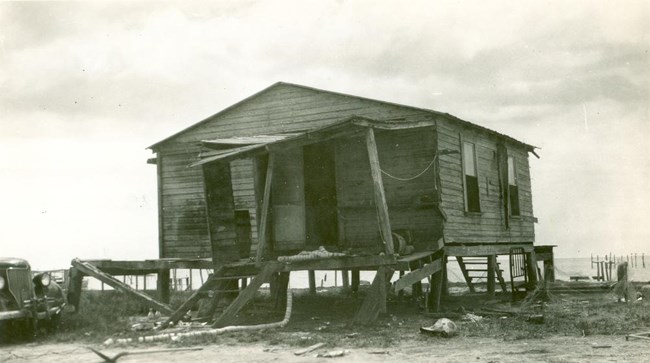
148, 81, 536, 151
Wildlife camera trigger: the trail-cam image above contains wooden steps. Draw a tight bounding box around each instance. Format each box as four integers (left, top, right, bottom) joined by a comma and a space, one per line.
455, 256, 507, 293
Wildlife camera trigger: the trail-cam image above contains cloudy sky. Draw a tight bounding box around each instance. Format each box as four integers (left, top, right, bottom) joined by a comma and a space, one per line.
1, 1, 648, 269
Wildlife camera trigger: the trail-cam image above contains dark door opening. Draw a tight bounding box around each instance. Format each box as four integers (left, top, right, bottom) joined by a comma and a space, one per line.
303, 142, 338, 249
235, 210, 252, 259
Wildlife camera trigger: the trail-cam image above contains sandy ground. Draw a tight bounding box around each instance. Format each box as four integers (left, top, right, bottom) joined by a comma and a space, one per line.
2, 335, 649, 363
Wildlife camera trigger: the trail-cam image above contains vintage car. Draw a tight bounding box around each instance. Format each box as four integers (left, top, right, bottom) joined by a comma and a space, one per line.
0, 257, 66, 339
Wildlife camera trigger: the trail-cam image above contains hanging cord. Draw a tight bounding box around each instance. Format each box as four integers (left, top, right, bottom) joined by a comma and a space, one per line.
380, 154, 438, 182
374, 152, 442, 247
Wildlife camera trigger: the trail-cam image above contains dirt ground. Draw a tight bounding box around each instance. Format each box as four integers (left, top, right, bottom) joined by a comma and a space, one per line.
2, 284, 649, 362
2, 335, 649, 362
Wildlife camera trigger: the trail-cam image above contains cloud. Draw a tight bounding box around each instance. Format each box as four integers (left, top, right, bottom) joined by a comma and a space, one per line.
0, 0, 648, 265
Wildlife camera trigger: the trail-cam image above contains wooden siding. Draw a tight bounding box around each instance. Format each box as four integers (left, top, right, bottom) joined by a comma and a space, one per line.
156, 84, 436, 258
160, 148, 211, 258
335, 128, 444, 252
154, 83, 535, 259
437, 118, 535, 244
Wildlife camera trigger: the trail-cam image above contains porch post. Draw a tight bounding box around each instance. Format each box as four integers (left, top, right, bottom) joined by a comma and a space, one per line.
365, 127, 394, 255
255, 153, 275, 266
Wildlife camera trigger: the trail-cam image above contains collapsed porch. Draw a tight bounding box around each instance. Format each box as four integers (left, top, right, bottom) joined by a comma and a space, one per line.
66, 115, 550, 327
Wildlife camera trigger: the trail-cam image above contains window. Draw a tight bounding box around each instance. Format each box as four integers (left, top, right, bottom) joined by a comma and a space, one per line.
463, 142, 481, 213
508, 156, 520, 216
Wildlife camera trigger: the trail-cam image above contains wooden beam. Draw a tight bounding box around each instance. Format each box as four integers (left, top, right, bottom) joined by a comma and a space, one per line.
441, 256, 449, 297
526, 252, 539, 288
351, 270, 360, 293
277, 254, 396, 272
445, 244, 534, 257
255, 153, 275, 266
212, 264, 280, 328
158, 269, 170, 304
377, 268, 388, 314
487, 255, 496, 296
353, 266, 393, 324
66, 266, 84, 312
393, 259, 442, 292
84, 259, 214, 271
163, 268, 224, 327
428, 270, 444, 312
456, 257, 475, 293
156, 154, 164, 258
352, 118, 436, 130
308, 270, 316, 294
365, 127, 394, 255
342, 270, 350, 289
71, 259, 173, 315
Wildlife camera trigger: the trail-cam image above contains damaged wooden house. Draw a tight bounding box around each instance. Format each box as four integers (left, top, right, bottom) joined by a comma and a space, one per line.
146, 82, 554, 325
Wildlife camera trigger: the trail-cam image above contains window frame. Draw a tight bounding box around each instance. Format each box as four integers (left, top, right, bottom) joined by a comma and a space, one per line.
507, 155, 521, 216
460, 135, 481, 214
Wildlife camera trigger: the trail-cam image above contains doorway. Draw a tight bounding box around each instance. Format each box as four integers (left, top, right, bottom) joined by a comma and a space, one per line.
303, 141, 338, 248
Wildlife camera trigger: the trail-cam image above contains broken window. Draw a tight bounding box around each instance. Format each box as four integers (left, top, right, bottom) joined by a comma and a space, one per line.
508, 156, 520, 216
463, 142, 481, 213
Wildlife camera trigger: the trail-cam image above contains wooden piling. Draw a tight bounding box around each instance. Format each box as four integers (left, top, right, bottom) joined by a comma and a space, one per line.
342, 270, 350, 289
487, 255, 496, 296
643, 253, 645, 268
158, 269, 171, 304
308, 270, 316, 294
351, 270, 360, 293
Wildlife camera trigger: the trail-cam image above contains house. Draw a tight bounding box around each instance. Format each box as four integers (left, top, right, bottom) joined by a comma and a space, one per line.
147, 82, 551, 323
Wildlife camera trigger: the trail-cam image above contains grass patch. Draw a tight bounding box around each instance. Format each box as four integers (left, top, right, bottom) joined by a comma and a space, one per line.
35, 285, 650, 347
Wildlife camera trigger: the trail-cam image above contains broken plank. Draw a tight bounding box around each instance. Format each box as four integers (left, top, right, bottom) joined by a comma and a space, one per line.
393, 259, 442, 292
162, 267, 225, 327
255, 153, 274, 265
294, 343, 325, 356
365, 127, 394, 255
353, 266, 393, 324
71, 258, 173, 315
212, 263, 280, 328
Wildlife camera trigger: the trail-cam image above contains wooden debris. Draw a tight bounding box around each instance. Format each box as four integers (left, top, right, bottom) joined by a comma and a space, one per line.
317, 349, 349, 358
71, 259, 173, 315
368, 350, 390, 355
353, 266, 393, 324
294, 343, 325, 356
162, 267, 225, 328
626, 331, 650, 341
212, 263, 281, 327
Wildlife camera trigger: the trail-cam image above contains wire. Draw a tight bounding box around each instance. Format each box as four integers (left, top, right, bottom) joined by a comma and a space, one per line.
380, 155, 437, 182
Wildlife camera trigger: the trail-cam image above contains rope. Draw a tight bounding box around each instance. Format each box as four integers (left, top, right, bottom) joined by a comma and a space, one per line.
380, 155, 437, 181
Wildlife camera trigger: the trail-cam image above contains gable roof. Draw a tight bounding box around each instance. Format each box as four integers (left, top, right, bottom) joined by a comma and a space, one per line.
148, 81, 536, 152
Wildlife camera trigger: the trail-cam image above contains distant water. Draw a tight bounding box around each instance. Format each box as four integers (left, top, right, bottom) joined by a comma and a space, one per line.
85, 256, 650, 291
